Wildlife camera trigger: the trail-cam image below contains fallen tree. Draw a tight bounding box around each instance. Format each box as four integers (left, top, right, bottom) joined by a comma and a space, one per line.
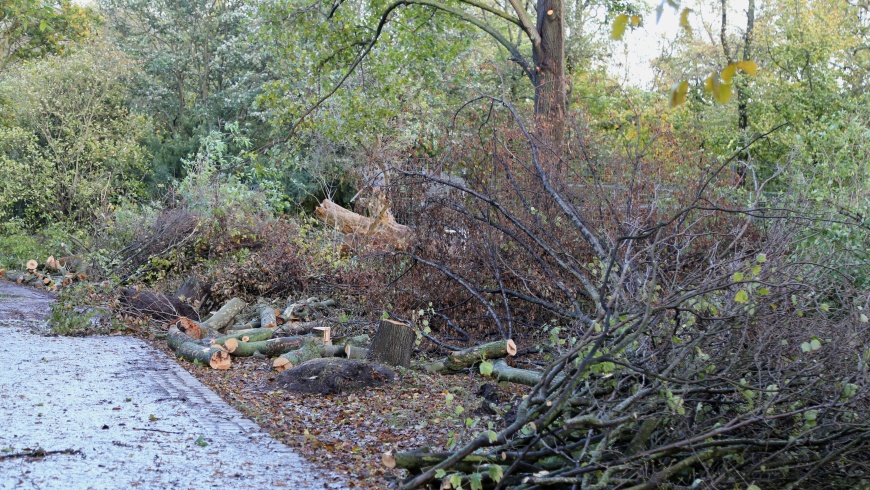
315, 198, 412, 250
417, 340, 517, 373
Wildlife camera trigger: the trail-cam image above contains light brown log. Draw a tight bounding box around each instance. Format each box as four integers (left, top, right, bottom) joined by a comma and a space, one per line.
26, 260, 38, 271
314, 326, 331, 345
345, 345, 370, 360
260, 307, 277, 329
418, 340, 517, 373
315, 199, 412, 250
204, 297, 247, 333
46, 256, 61, 271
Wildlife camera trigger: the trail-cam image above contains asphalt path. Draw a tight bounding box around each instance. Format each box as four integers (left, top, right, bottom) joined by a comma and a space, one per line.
0, 281, 342, 490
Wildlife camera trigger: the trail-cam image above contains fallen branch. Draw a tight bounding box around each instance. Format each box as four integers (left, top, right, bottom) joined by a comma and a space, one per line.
167, 327, 231, 370
0, 448, 82, 460
203, 297, 247, 333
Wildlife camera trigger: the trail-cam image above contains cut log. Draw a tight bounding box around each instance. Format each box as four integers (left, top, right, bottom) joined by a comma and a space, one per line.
315, 199, 412, 250
212, 328, 275, 346
382, 447, 434, 469
490, 359, 554, 387
319, 344, 345, 357
260, 307, 277, 329
345, 345, 370, 360
273, 337, 324, 371
367, 319, 415, 368
4, 271, 25, 283
226, 336, 308, 357
165, 317, 211, 340
275, 320, 320, 336
418, 340, 517, 373
26, 260, 38, 271
333, 334, 371, 347
45, 256, 61, 271
281, 297, 336, 321
204, 297, 247, 333
119, 288, 201, 323
167, 327, 231, 370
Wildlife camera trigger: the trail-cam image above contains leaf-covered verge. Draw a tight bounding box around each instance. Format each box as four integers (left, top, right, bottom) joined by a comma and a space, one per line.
144, 337, 530, 488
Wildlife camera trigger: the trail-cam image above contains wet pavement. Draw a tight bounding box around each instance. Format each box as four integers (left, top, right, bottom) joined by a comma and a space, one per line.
0, 281, 342, 489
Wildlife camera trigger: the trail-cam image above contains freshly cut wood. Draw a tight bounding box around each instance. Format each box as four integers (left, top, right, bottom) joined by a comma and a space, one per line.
167, 327, 231, 370
419, 340, 517, 373
212, 328, 275, 346
165, 317, 210, 340
314, 326, 331, 345
367, 319, 415, 368
315, 199, 412, 250
4, 271, 25, 283
226, 336, 308, 357
119, 288, 201, 323
45, 256, 61, 271
204, 297, 247, 333
26, 260, 38, 271
260, 307, 277, 329
345, 345, 370, 360
490, 359, 553, 387
382, 447, 434, 469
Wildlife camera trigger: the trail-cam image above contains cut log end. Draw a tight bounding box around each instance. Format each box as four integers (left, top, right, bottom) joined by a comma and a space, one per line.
507, 339, 517, 356
273, 357, 291, 371
210, 350, 232, 370
224, 338, 240, 353
26, 260, 38, 271
382, 449, 397, 469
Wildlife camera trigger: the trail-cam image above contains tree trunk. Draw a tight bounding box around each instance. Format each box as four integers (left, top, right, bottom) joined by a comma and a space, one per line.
418, 340, 517, 373
211, 327, 275, 346
260, 306, 278, 329
167, 327, 231, 370
367, 319, 416, 368
490, 358, 552, 386
533, 0, 566, 157
225, 336, 308, 357
345, 345, 370, 359
203, 297, 247, 333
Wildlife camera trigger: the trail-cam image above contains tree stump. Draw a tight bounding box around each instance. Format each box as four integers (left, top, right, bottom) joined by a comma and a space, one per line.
367, 319, 415, 368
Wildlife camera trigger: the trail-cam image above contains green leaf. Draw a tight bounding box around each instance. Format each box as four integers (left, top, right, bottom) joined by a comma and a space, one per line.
757, 288, 770, 296
843, 383, 859, 398
732, 272, 744, 282
488, 465, 504, 483
449, 474, 463, 489
435, 469, 447, 478
485, 430, 498, 443
469, 472, 483, 490
735, 290, 749, 304
479, 360, 494, 376
611, 14, 629, 40
801, 342, 812, 353
820, 303, 830, 312
756, 253, 767, 263
810, 338, 822, 351
195, 435, 208, 447
669, 80, 689, 107
860, 314, 868, 323
747, 485, 761, 490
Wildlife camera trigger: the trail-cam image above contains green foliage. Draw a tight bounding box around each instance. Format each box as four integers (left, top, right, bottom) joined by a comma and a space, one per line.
0, 43, 151, 226
0, 0, 99, 73
0, 220, 75, 270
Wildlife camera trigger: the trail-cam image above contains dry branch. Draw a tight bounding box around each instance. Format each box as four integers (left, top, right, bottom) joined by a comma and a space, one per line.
315, 198, 412, 250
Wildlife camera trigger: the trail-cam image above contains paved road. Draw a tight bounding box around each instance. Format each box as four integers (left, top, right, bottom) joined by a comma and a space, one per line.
0, 281, 342, 489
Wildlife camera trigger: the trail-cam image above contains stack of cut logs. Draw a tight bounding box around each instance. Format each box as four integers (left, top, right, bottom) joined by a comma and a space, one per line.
0, 256, 86, 292
162, 295, 529, 385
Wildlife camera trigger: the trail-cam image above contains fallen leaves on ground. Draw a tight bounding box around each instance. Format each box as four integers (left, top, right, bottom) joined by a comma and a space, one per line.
147, 339, 528, 488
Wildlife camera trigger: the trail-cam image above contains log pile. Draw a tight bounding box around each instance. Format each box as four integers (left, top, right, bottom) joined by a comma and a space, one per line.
1, 256, 88, 292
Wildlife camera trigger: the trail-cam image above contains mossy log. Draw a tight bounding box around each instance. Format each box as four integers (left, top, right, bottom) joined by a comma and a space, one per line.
333, 334, 371, 347
211, 327, 275, 346
167, 327, 231, 370
204, 297, 247, 333
418, 340, 517, 373
225, 336, 308, 357
271, 338, 345, 371
382, 449, 503, 473
490, 358, 546, 386
274, 320, 321, 336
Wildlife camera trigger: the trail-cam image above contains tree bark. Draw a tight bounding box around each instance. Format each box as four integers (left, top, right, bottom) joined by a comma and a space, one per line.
211, 327, 275, 346
203, 297, 247, 333
367, 319, 416, 368
418, 340, 517, 373
345, 345, 370, 359
226, 336, 308, 357
167, 327, 231, 370
260, 306, 278, 329
315, 199, 412, 250
532, 0, 566, 156
490, 358, 548, 386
